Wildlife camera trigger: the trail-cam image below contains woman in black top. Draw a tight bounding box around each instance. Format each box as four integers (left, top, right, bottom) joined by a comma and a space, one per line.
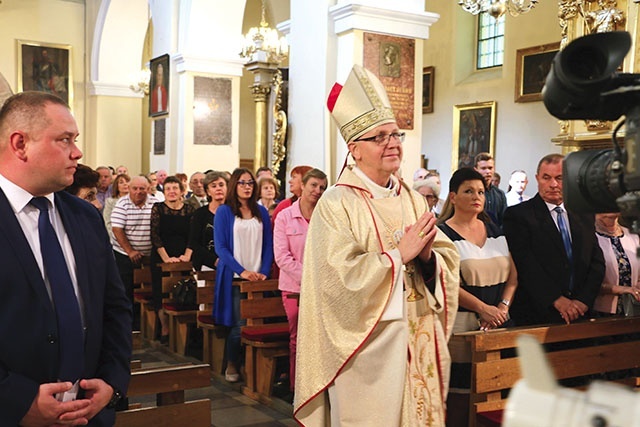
188, 171, 228, 271
150, 175, 196, 342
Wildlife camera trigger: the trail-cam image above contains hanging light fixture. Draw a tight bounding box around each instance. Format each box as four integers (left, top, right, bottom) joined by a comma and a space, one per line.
458, 0, 538, 19
129, 68, 151, 95
240, 0, 288, 64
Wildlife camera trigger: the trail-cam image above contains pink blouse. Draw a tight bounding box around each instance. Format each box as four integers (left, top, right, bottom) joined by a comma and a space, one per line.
273, 200, 309, 293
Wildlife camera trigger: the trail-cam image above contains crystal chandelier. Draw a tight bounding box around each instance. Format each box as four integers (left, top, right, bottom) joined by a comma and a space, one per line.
240, 0, 288, 64
458, 0, 538, 18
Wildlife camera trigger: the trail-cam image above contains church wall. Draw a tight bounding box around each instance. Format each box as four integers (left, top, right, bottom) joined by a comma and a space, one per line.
422, 1, 562, 197
239, 0, 262, 165
89, 95, 144, 174
0, 0, 86, 151
0, 0, 599, 191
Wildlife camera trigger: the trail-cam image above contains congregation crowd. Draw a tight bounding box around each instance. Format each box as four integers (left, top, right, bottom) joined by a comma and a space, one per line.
2, 66, 639, 426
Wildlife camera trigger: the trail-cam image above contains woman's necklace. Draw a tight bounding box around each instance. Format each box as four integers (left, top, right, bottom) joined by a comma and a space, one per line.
596, 224, 622, 237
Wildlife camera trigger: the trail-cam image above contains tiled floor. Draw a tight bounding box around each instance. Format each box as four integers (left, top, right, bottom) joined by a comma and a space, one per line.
131, 340, 296, 427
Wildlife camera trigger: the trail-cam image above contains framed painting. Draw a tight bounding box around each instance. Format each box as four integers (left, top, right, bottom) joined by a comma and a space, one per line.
515, 42, 560, 103
149, 54, 170, 117
422, 66, 435, 114
17, 40, 72, 105
452, 101, 496, 170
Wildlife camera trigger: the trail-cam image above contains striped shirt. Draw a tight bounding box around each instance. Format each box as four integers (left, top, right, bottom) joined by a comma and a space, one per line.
438, 221, 510, 310
110, 195, 158, 256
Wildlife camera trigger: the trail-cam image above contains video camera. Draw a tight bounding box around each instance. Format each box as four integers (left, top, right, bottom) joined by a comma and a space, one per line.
542, 31, 640, 230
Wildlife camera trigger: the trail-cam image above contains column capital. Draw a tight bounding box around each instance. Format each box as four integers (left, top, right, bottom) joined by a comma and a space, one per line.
250, 84, 271, 103
329, 3, 439, 39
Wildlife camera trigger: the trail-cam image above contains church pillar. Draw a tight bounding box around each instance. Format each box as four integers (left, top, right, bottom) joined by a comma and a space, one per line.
148, 0, 246, 175
286, 0, 438, 184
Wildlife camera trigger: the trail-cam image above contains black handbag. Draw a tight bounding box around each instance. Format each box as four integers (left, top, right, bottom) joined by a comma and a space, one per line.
172, 277, 197, 307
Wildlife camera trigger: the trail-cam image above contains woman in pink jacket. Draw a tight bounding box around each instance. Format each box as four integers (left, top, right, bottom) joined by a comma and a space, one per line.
273, 168, 328, 390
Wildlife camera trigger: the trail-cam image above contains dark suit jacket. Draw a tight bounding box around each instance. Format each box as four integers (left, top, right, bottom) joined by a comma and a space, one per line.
0, 190, 132, 426
503, 194, 605, 326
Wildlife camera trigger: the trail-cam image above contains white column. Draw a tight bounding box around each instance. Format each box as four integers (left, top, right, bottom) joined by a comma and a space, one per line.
148, 0, 246, 175
287, 0, 438, 184
286, 0, 334, 178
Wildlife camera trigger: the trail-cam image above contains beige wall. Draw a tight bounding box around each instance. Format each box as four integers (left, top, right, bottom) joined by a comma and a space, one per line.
87, 96, 144, 174
422, 1, 562, 196
0, 0, 86, 150
0, 0, 591, 188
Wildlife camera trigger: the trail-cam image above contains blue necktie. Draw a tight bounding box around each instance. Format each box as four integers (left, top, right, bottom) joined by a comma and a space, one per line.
554, 206, 574, 290
31, 197, 84, 382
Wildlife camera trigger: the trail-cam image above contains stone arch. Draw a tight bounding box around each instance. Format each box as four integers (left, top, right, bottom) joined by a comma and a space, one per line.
90, 0, 149, 95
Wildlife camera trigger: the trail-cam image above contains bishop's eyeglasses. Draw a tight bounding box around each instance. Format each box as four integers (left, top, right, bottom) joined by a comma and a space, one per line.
354, 131, 405, 147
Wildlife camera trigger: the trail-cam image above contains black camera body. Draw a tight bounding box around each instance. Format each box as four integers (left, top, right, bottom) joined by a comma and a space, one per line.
543, 31, 640, 229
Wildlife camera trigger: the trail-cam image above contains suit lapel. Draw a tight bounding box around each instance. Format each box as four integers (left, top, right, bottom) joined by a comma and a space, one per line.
0, 188, 54, 312
532, 195, 566, 257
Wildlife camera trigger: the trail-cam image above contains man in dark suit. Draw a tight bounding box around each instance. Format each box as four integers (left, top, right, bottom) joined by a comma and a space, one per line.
0, 92, 132, 426
503, 153, 604, 326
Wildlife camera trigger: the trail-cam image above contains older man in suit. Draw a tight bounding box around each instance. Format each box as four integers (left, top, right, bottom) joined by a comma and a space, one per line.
503, 153, 605, 326
0, 91, 132, 426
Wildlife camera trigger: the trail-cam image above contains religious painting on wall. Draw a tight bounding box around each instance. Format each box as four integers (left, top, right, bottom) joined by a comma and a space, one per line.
515, 42, 560, 103
18, 40, 72, 105
363, 32, 415, 130
193, 76, 232, 145
149, 54, 170, 117
452, 101, 496, 170
422, 66, 434, 114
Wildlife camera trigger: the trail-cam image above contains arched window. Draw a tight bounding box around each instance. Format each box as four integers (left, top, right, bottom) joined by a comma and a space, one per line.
477, 13, 505, 69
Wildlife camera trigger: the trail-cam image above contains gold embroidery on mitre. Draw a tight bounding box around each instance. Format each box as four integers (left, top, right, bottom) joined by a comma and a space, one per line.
341, 107, 396, 142
338, 65, 396, 142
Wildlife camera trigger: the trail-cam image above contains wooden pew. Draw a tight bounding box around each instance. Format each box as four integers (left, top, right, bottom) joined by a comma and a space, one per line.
160, 262, 197, 355
132, 259, 154, 340
458, 316, 640, 427
239, 279, 289, 404
195, 270, 227, 375
132, 330, 142, 350
115, 363, 211, 427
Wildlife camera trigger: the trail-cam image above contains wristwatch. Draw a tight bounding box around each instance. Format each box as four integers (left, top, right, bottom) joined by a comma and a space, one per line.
499, 299, 511, 307
106, 387, 123, 409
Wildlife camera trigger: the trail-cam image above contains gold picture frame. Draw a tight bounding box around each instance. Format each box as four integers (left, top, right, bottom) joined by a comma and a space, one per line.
452, 101, 496, 170
422, 66, 434, 114
17, 40, 72, 106
515, 42, 560, 103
